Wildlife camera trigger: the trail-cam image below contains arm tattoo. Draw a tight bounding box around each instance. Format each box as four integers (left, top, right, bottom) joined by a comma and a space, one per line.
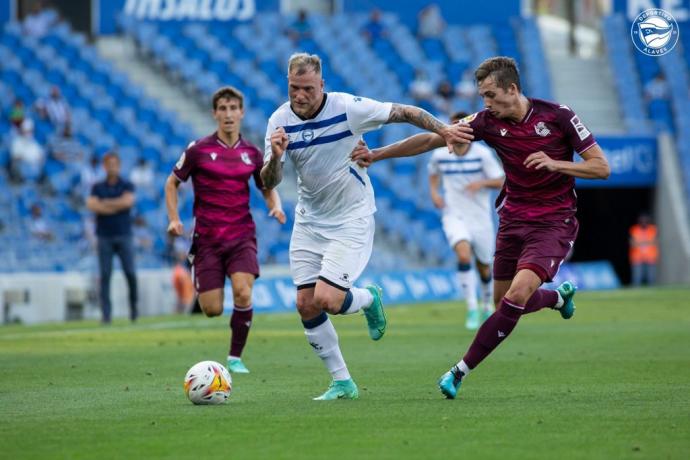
260, 156, 283, 189
387, 103, 446, 134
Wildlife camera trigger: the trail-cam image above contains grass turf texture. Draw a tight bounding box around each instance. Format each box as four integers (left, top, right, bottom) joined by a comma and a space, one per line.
1, 288, 689, 459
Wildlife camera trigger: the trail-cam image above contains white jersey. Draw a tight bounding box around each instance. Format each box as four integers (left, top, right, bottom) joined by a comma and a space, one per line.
428, 143, 504, 226
265, 92, 392, 226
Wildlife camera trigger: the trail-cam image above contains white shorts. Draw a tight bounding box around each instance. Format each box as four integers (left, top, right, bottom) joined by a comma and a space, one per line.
289, 215, 375, 289
441, 214, 495, 265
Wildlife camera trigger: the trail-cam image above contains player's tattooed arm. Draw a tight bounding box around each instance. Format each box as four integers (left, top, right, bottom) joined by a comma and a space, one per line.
261, 156, 283, 189
387, 103, 446, 133
262, 127, 288, 189
387, 104, 473, 150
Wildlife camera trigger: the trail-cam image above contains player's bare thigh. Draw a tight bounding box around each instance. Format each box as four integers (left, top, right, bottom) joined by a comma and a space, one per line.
230, 272, 255, 308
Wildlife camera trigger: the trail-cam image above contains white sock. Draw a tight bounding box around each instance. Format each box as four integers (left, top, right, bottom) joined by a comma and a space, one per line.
555, 291, 564, 309
304, 317, 350, 381
228, 355, 240, 360
480, 278, 493, 312
458, 268, 478, 312
347, 287, 373, 313
454, 360, 471, 377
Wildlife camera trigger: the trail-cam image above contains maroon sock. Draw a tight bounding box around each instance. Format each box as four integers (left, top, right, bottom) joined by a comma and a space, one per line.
523, 289, 559, 314
463, 298, 524, 369
229, 305, 253, 357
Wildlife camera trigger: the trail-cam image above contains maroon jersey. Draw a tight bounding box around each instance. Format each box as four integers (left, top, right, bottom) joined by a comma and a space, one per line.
466, 98, 597, 221
173, 133, 264, 241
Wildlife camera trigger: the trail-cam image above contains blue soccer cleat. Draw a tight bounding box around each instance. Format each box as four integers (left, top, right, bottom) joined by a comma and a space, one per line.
438, 369, 463, 399
363, 284, 387, 341
556, 281, 577, 319
313, 379, 359, 401
227, 358, 250, 374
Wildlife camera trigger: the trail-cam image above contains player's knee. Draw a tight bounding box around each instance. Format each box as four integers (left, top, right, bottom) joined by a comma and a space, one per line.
232, 286, 252, 307
313, 292, 340, 314
199, 299, 223, 317
458, 254, 472, 265
504, 285, 532, 305
296, 296, 320, 318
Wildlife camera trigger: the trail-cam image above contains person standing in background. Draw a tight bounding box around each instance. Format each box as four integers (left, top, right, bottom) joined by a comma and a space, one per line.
629, 214, 658, 286
87, 152, 138, 324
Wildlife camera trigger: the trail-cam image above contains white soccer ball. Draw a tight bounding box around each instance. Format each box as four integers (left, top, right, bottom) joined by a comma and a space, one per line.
183, 361, 232, 405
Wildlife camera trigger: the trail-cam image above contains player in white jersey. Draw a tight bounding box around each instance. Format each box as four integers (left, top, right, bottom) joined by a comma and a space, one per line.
261, 53, 473, 400
428, 111, 504, 330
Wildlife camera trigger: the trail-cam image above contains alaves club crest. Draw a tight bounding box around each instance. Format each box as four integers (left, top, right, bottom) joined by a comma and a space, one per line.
210, 152, 217, 161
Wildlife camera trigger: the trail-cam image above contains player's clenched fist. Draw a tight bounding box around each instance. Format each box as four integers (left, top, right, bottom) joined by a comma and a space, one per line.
167, 219, 184, 237
271, 127, 289, 158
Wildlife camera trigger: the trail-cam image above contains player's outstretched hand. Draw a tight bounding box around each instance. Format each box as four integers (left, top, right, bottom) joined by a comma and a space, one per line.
524, 151, 559, 172
269, 208, 287, 224
350, 139, 373, 167
441, 122, 474, 151
167, 220, 184, 237
271, 127, 289, 158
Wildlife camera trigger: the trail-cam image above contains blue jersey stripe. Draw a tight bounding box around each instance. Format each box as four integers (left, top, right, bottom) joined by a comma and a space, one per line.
288, 129, 353, 150
437, 158, 481, 164
283, 113, 348, 133
349, 167, 366, 186
442, 168, 482, 175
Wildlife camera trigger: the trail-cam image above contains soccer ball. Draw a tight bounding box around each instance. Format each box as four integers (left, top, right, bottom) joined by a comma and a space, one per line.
183, 361, 232, 405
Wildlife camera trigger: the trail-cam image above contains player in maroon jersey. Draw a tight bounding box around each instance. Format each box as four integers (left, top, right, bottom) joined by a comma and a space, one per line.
351, 56, 610, 398
164, 86, 286, 374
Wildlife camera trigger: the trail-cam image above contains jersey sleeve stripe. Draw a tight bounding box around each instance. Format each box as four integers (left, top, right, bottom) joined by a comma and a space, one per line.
576, 141, 598, 155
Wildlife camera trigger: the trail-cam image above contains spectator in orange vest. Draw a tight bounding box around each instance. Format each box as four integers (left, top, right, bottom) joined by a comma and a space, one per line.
629, 214, 658, 286
172, 252, 194, 313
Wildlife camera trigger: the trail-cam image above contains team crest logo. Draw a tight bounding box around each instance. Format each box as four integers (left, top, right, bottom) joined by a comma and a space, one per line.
534, 121, 550, 137
460, 113, 477, 123
631, 9, 679, 56
500, 128, 508, 137
240, 152, 252, 165
301, 129, 314, 142
210, 152, 217, 161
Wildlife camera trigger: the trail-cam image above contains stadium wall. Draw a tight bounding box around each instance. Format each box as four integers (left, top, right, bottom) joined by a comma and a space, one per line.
1, 263, 620, 325
613, 0, 690, 21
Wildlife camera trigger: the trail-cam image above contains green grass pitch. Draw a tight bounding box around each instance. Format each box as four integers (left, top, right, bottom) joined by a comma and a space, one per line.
1, 287, 689, 459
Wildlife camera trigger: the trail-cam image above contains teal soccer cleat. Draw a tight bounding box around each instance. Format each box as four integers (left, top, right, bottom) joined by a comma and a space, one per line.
438, 369, 463, 399
556, 281, 577, 319
465, 310, 479, 330
313, 379, 359, 401
363, 284, 387, 341
227, 358, 250, 374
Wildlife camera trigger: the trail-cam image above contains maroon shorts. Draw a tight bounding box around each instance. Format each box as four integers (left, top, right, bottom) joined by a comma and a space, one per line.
493, 217, 579, 283
191, 237, 259, 293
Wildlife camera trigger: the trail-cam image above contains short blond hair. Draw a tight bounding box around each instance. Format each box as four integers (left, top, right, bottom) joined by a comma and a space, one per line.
287, 53, 322, 76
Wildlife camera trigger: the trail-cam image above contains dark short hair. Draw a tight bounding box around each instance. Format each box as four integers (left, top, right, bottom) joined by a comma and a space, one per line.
102, 152, 119, 164
212, 86, 244, 110
475, 56, 521, 92
450, 111, 469, 122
